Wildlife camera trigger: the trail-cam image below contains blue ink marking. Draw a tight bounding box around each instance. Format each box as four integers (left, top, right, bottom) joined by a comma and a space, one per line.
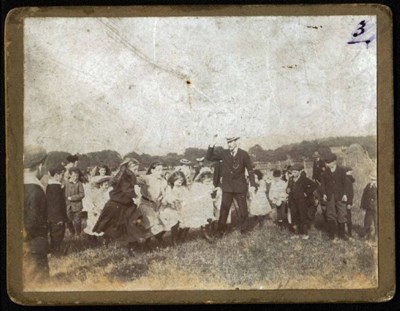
347, 20, 375, 48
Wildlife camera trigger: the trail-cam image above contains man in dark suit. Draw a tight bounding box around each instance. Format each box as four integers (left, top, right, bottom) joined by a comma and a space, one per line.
320, 153, 351, 241
24, 145, 49, 282
206, 136, 256, 235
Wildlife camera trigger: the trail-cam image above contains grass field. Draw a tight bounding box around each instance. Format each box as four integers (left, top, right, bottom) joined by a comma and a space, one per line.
28, 205, 377, 292
26, 149, 377, 291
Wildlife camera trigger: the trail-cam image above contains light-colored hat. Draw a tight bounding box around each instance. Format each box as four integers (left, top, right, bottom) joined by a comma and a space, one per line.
369, 171, 377, 180
180, 159, 191, 165
312, 151, 320, 158
199, 167, 212, 174
196, 157, 205, 162
120, 157, 140, 167
226, 137, 240, 143
23, 145, 47, 169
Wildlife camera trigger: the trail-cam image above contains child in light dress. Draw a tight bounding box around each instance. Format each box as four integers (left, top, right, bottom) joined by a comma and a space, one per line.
138, 161, 168, 248
248, 170, 272, 227
268, 169, 288, 230
186, 170, 215, 241
82, 176, 112, 240
161, 171, 189, 244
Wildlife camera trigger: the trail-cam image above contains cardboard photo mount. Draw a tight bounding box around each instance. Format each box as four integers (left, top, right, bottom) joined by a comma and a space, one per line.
5, 4, 394, 305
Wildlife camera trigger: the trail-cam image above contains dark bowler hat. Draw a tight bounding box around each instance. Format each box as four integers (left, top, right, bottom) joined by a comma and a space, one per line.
325, 153, 337, 163
226, 137, 240, 143
23, 145, 47, 169
291, 163, 304, 171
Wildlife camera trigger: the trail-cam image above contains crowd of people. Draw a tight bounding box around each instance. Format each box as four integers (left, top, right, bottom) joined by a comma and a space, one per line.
23, 137, 377, 283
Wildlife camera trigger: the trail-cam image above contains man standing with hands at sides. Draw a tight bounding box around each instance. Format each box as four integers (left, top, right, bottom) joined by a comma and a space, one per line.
23, 145, 49, 283
320, 153, 351, 242
206, 135, 256, 237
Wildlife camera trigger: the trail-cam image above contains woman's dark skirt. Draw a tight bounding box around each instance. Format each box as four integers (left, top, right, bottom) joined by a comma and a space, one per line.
93, 200, 151, 243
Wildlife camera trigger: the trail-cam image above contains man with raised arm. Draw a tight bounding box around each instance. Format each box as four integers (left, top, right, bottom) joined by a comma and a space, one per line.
206, 136, 256, 236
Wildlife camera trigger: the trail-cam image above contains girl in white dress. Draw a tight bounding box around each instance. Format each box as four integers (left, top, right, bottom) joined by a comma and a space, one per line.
248, 170, 272, 227
82, 176, 112, 240
186, 171, 215, 241
161, 171, 189, 244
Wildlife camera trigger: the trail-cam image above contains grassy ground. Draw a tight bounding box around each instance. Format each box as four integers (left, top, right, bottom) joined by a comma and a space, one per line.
26, 152, 376, 291
28, 206, 377, 291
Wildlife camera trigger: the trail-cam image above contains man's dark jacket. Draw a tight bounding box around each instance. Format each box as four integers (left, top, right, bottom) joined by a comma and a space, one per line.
46, 183, 68, 223
312, 159, 325, 182
320, 165, 351, 202
206, 146, 256, 193
24, 184, 48, 242
289, 173, 317, 203
360, 183, 377, 211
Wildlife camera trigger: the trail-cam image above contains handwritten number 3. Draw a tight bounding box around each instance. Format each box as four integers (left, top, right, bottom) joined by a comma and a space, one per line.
353, 20, 366, 37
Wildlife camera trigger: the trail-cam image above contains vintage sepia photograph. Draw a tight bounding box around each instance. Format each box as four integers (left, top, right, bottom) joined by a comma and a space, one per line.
5, 5, 395, 304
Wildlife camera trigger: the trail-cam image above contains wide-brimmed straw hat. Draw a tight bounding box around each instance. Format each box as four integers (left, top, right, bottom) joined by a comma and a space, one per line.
180, 159, 191, 165
226, 137, 240, 143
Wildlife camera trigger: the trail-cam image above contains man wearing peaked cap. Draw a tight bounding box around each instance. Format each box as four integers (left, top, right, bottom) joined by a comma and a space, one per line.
24, 145, 47, 169
206, 135, 256, 236
320, 153, 351, 241
23, 145, 50, 283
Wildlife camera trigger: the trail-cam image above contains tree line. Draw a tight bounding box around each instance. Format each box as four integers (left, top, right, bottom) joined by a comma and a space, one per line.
44, 136, 376, 172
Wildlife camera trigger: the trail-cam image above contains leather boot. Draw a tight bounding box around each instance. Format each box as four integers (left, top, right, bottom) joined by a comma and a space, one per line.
327, 221, 336, 240
347, 222, 353, 237
338, 223, 349, 241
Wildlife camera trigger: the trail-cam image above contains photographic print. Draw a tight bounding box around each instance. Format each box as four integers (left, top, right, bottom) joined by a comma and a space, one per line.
6, 5, 394, 304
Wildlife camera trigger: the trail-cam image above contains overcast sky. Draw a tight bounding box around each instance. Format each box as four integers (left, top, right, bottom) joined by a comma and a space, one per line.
24, 16, 376, 156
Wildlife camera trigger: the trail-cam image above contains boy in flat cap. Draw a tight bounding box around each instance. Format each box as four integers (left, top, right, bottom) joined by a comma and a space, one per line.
320, 153, 351, 241
286, 163, 317, 239
23, 145, 49, 282
359, 172, 377, 241
65, 167, 85, 239
206, 136, 256, 236
312, 151, 326, 184
344, 167, 355, 239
